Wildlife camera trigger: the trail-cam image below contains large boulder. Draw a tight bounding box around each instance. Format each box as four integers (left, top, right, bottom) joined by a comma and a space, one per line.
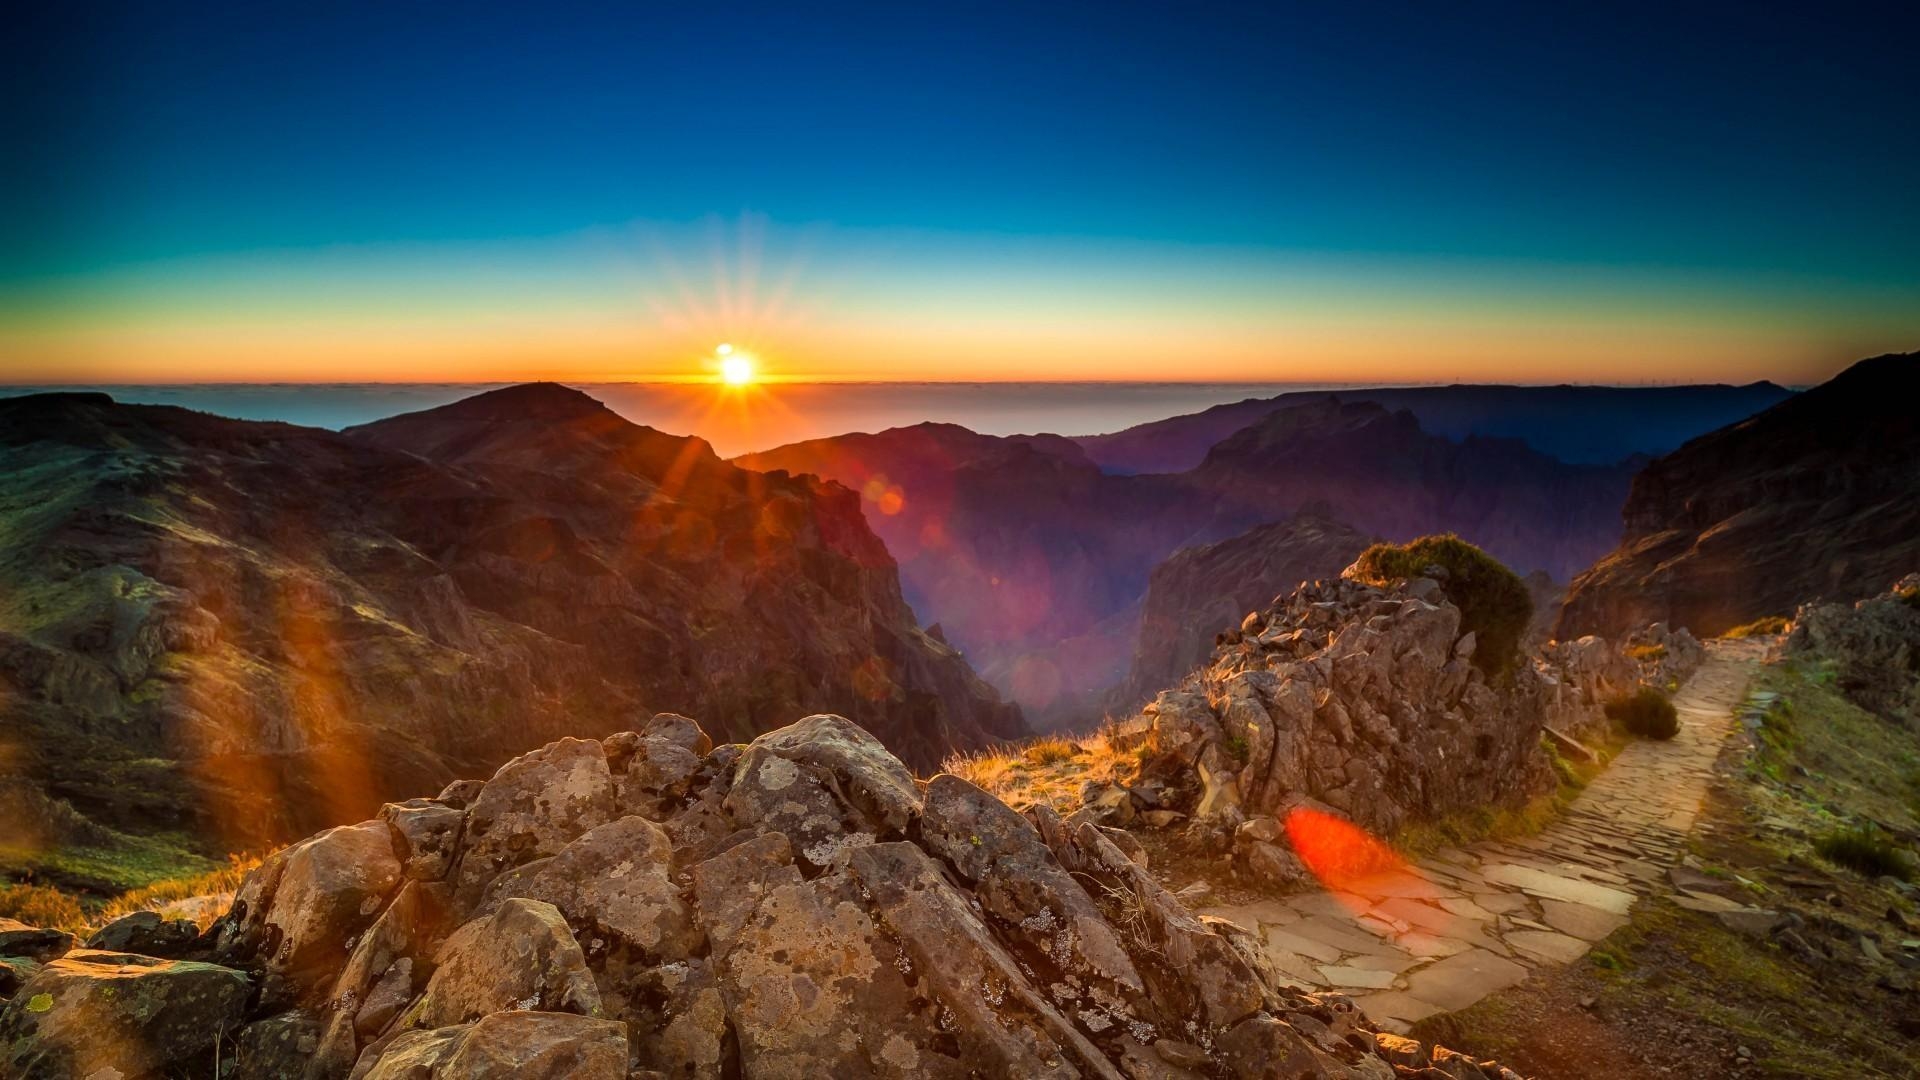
1787, 574, 1920, 724
0, 949, 251, 1079
208, 818, 405, 998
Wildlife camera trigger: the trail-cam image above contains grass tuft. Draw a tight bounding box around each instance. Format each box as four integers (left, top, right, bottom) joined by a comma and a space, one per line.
1813, 824, 1913, 882
1724, 615, 1791, 639
1606, 687, 1679, 740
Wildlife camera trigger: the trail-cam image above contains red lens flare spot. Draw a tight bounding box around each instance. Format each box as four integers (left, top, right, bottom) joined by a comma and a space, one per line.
1284, 806, 1408, 896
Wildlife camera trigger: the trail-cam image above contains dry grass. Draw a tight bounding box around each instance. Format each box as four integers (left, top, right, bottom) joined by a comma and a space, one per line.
1723, 615, 1791, 639
941, 718, 1153, 812
0, 851, 264, 935
1623, 642, 1668, 662
96, 852, 262, 929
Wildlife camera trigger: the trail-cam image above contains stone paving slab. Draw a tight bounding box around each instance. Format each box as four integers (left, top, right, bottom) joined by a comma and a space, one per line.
1202, 641, 1766, 1033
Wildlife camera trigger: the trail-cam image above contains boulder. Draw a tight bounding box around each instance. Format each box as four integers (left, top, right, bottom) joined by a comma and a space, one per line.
84, 909, 201, 957
481, 815, 698, 961
0, 949, 251, 1079
356, 1010, 628, 1080
233, 1010, 324, 1080
453, 737, 617, 906
0, 919, 73, 964
383, 799, 465, 882
405, 898, 600, 1028
212, 819, 405, 997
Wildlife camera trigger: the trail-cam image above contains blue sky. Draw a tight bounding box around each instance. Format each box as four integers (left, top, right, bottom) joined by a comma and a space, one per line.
5, 1, 1917, 383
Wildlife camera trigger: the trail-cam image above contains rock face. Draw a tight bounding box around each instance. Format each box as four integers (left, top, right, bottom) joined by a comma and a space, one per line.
1113, 514, 1375, 713
1557, 352, 1920, 639
1786, 573, 1920, 725
0, 386, 1022, 852
3, 710, 1521, 1079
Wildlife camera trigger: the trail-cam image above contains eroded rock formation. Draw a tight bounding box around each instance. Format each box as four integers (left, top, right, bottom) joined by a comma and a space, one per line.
1126, 570, 1698, 890
0, 712, 1522, 1079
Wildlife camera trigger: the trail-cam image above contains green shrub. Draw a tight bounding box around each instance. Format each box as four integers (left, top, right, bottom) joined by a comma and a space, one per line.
1351, 535, 1532, 680
1605, 687, 1679, 740
1724, 615, 1791, 639
1814, 824, 1913, 881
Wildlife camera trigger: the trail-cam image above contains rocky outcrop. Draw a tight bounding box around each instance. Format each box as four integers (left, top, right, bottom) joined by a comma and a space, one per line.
2, 711, 1521, 1079
1786, 573, 1920, 725
0, 386, 1022, 854
1112, 514, 1374, 714
1534, 622, 1703, 743
1136, 575, 1558, 871
1557, 352, 1920, 639
1128, 569, 1700, 888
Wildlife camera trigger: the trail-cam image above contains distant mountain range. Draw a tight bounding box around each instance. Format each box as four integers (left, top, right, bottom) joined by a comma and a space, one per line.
1557, 353, 1919, 637
743, 383, 1787, 722
0, 385, 1021, 853
1075, 381, 1796, 473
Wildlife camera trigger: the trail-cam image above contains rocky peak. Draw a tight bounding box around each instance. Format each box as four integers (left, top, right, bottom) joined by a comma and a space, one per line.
0, 710, 1521, 1079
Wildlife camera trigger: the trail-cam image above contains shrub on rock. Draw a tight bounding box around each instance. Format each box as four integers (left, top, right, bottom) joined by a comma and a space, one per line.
1605, 686, 1679, 740
1350, 534, 1533, 679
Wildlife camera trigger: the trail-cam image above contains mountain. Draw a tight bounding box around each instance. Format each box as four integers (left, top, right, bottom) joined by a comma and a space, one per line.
1110, 513, 1374, 712
1556, 352, 1920, 638
1191, 398, 1639, 583
740, 398, 1637, 722
0, 386, 1022, 856
738, 425, 1231, 721
1076, 381, 1796, 474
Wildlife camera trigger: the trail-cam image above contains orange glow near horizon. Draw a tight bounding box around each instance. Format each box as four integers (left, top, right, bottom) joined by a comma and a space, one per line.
3, 220, 1910, 388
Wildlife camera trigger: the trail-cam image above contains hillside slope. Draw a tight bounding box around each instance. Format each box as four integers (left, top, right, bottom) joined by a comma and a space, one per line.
0, 386, 1022, 858
1556, 352, 1920, 638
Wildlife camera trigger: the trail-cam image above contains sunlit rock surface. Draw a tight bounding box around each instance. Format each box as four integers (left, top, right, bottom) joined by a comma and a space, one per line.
1, 712, 1523, 1079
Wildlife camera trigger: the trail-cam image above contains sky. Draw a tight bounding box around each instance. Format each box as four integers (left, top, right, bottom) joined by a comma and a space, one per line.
4, 1, 1918, 386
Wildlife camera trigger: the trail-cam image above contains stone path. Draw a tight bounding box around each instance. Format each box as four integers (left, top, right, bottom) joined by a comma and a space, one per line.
1200, 641, 1764, 1033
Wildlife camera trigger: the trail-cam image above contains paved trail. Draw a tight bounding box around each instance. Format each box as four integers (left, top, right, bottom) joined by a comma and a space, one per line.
1201, 641, 1764, 1032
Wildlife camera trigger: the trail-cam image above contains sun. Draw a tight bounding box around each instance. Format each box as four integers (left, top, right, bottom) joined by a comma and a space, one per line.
720, 352, 754, 386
